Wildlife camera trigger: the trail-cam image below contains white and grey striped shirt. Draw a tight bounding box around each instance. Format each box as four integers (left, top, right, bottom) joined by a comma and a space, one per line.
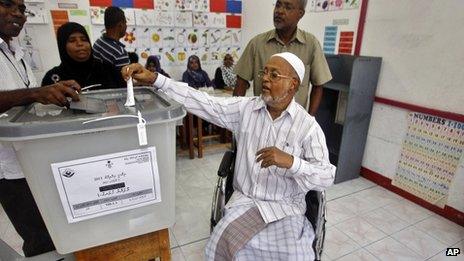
0, 38, 36, 91
0, 38, 37, 180
154, 74, 336, 223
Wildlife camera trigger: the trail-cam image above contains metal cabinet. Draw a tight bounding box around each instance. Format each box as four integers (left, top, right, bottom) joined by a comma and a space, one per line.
316, 54, 382, 183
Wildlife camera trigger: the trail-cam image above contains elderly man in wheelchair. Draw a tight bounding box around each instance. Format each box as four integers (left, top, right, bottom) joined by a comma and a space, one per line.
123, 52, 336, 261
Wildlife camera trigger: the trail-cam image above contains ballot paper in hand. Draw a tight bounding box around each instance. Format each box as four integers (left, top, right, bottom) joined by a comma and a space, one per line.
125, 77, 135, 107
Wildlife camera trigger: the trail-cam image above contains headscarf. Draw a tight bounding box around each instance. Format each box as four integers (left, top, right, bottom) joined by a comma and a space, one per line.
220, 64, 236, 87
55, 22, 94, 85
186, 55, 208, 85
146, 55, 162, 72
146, 55, 170, 77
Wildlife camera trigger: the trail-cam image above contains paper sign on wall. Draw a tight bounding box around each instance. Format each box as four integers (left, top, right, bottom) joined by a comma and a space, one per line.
338, 31, 354, 54
136, 27, 151, 48
175, 28, 188, 47
154, 0, 174, 10
186, 29, 201, 48
175, 0, 193, 11
149, 28, 163, 47
50, 10, 69, 34
309, 0, 360, 12
154, 10, 175, 27
392, 113, 464, 208
69, 10, 90, 27
193, 12, 209, 28
122, 27, 137, 50
175, 11, 193, 28
323, 26, 337, 54
209, 13, 226, 28
90, 7, 105, 25
161, 28, 176, 47
135, 9, 156, 26
209, 29, 223, 47
25, 3, 48, 24
192, 0, 209, 12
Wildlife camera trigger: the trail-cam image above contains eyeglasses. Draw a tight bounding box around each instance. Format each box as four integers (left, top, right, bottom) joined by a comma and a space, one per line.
258, 69, 293, 82
0, 0, 26, 15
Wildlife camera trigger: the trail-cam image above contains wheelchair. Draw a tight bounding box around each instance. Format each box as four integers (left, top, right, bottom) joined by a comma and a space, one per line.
210, 145, 328, 261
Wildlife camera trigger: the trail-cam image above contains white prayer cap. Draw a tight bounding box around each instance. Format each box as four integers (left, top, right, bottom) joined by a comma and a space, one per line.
271, 52, 305, 83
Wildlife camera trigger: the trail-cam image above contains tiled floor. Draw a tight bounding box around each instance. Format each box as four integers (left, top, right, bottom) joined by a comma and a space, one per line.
1, 149, 463, 260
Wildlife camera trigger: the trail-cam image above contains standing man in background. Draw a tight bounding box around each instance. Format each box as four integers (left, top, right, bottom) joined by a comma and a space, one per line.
233, 0, 332, 115
92, 6, 129, 70
0, 0, 81, 256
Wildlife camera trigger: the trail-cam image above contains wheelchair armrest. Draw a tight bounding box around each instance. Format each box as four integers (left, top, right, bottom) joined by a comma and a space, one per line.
217, 150, 235, 177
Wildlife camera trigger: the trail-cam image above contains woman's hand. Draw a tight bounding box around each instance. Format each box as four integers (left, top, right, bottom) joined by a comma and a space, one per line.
121, 63, 158, 85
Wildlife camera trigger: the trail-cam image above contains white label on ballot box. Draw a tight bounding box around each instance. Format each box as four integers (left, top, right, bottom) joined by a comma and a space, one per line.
51, 147, 161, 223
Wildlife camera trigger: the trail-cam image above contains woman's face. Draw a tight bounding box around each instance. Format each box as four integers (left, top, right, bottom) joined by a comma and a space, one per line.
188, 58, 199, 71
223, 55, 234, 67
146, 62, 156, 73
66, 32, 91, 62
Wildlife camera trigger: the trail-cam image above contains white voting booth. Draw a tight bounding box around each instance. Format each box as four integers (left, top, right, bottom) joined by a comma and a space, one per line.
0, 88, 185, 254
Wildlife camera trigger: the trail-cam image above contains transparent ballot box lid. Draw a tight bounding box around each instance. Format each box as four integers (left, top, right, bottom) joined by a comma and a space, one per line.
0, 87, 185, 140
0, 87, 185, 253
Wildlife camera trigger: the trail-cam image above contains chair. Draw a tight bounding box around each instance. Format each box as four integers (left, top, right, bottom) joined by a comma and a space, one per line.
210, 146, 328, 261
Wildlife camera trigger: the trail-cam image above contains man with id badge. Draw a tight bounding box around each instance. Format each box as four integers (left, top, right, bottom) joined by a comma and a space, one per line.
0, 0, 81, 256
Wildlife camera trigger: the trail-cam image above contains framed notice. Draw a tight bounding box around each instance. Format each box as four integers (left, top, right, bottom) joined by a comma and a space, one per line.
51, 147, 162, 223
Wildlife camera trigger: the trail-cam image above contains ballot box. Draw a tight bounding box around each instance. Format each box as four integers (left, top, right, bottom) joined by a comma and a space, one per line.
0, 87, 185, 254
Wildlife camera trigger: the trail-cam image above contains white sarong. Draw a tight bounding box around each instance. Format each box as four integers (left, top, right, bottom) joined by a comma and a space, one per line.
206, 204, 315, 261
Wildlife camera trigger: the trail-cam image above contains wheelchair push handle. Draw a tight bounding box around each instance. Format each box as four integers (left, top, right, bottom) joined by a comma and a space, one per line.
217, 150, 235, 177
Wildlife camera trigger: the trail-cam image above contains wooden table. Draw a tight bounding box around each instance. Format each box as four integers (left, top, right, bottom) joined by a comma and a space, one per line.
74, 229, 170, 261
187, 88, 233, 158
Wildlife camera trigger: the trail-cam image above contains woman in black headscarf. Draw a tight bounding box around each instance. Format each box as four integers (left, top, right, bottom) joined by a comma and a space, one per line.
145, 55, 170, 78
41, 22, 122, 89
181, 55, 212, 89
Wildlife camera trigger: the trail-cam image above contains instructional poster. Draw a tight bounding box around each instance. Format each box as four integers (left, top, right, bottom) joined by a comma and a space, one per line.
24, 0, 242, 73
323, 26, 337, 54
392, 113, 464, 208
303, 0, 361, 55
24, 2, 48, 24
85, 0, 242, 66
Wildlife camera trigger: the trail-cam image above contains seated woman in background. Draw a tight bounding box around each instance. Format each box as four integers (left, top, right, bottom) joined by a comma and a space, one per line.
145, 55, 170, 78
42, 22, 122, 89
214, 54, 236, 90
182, 55, 212, 89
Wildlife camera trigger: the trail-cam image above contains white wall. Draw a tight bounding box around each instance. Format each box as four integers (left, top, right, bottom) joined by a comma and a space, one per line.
241, 0, 274, 46
243, 0, 464, 212
361, 0, 464, 113
23, 1, 464, 212
361, 0, 464, 212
